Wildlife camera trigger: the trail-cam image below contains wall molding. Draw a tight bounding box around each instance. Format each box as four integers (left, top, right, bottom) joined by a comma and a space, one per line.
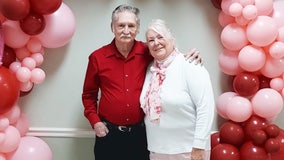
27, 127, 94, 138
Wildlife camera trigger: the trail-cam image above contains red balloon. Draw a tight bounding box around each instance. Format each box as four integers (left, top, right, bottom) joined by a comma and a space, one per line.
240, 141, 268, 160
211, 132, 220, 149
233, 72, 260, 97
270, 131, 284, 159
0, 66, 20, 114
242, 115, 268, 140
30, 0, 62, 15
265, 138, 280, 153
219, 121, 245, 147
211, 144, 240, 160
19, 11, 45, 35
1, 45, 16, 68
258, 75, 271, 89
210, 0, 222, 10
0, 0, 30, 20
265, 124, 280, 138
251, 129, 268, 146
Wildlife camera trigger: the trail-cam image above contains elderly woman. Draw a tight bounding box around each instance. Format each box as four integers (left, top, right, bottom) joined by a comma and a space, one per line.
140, 19, 215, 160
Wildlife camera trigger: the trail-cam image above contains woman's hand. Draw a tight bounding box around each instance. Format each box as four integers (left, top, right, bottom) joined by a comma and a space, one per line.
184, 48, 203, 65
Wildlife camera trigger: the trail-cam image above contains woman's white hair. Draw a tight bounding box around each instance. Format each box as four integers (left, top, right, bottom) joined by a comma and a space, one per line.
146, 19, 175, 44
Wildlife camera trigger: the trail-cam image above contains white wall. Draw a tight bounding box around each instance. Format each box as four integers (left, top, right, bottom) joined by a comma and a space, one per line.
18, 0, 284, 160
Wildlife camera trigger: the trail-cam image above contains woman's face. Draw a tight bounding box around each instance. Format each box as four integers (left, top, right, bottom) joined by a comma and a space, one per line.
146, 29, 174, 61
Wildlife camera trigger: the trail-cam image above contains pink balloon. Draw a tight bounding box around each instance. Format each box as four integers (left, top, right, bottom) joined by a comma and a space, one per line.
260, 56, 284, 78
21, 57, 36, 70
218, 11, 235, 27
0, 126, 21, 153
30, 53, 44, 66
15, 67, 31, 83
0, 117, 9, 131
31, 68, 45, 84
221, 23, 248, 51
277, 27, 284, 42
235, 15, 250, 26
13, 113, 30, 137
254, 0, 273, 16
242, 5, 258, 20
270, 78, 284, 92
251, 88, 284, 118
271, 1, 284, 28
26, 38, 42, 53
221, 0, 240, 15
229, 2, 243, 17
7, 136, 53, 160
2, 20, 30, 48
269, 41, 284, 59
219, 49, 243, 75
0, 153, 6, 160
36, 3, 75, 48
238, 45, 266, 72
226, 96, 253, 122
2, 104, 21, 124
19, 81, 33, 92
9, 61, 21, 73
217, 91, 238, 119
15, 47, 31, 61
246, 16, 278, 47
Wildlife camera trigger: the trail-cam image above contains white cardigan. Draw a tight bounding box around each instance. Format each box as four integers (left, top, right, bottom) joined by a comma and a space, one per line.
140, 53, 215, 154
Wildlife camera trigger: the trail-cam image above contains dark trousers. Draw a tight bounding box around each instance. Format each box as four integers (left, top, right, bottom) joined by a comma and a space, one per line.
94, 121, 149, 160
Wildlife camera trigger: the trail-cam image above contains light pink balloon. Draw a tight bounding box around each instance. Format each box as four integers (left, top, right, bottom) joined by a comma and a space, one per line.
26, 38, 42, 53
242, 5, 257, 20
36, 3, 76, 48
221, 0, 240, 15
7, 136, 53, 160
271, 1, 284, 28
2, 20, 30, 48
260, 56, 284, 78
216, 91, 238, 119
20, 81, 33, 92
246, 16, 278, 46
30, 53, 44, 67
269, 41, 284, 59
238, 45, 266, 72
229, 2, 243, 17
0, 117, 9, 131
0, 126, 21, 153
0, 153, 6, 160
9, 62, 21, 73
218, 11, 235, 27
21, 57, 36, 70
277, 26, 284, 42
239, 0, 254, 6
235, 15, 250, 26
221, 23, 248, 51
219, 49, 243, 75
251, 88, 284, 118
2, 104, 21, 124
226, 96, 252, 122
13, 113, 30, 137
16, 67, 32, 83
254, 0, 273, 16
270, 77, 284, 92
31, 68, 45, 84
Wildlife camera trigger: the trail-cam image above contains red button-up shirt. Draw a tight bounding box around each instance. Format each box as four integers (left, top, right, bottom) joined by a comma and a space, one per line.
82, 39, 153, 127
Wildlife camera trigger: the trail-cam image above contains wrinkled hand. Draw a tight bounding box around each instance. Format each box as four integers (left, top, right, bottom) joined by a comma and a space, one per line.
191, 148, 205, 160
94, 122, 109, 137
184, 48, 203, 65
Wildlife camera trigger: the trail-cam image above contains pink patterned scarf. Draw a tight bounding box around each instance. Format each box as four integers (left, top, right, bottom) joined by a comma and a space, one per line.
142, 50, 178, 123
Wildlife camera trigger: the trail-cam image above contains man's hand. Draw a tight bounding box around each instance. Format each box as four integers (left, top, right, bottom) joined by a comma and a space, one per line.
94, 122, 109, 137
191, 148, 205, 160
184, 48, 203, 65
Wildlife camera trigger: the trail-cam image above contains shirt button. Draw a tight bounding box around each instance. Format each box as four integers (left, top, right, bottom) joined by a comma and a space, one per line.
126, 104, 130, 107
126, 89, 129, 92
125, 74, 128, 77
126, 118, 129, 121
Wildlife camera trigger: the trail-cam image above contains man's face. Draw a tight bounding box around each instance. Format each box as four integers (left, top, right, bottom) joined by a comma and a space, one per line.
112, 12, 139, 44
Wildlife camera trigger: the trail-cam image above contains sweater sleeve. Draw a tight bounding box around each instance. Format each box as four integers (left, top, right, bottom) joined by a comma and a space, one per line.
185, 63, 215, 150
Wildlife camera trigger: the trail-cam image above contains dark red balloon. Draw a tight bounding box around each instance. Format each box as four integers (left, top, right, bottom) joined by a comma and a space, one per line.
210, 0, 222, 10
219, 121, 245, 147
270, 131, 284, 160
258, 75, 271, 89
0, 66, 20, 114
240, 141, 268, 160
265, 124, 280, 138
233, 72, 260, 97
1, 45, 16, 68
211, 144, 240, 160
30, 0, 62, 15
211, 132, 220, 149
265, 138, 280, 153
20, 11, 45, 35
242, 115, 268, 141
0, 0, 30, 20
251, 129, 268, 146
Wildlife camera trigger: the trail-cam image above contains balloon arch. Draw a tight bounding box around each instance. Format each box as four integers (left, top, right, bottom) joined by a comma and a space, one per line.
0, 0, 75, 159
210, 0, 284, 159
0, 0, 284, 159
